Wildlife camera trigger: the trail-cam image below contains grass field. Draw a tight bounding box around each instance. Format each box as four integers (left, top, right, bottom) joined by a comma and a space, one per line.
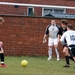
0, 56, 75, 75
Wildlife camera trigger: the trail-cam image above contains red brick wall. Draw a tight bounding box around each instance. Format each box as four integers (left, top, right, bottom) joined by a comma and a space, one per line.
0, 0, 75, 15
0, 15, 75, 57
0, 0, 75, 6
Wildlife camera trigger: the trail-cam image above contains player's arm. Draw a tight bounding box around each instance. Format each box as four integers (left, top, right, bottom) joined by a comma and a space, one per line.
60, 33, 66, 45
43, 34, 47, 43
43, 34, 47, 39
57, 26, 62, 43
58, 34, 61, 43
43, 25, 49, 43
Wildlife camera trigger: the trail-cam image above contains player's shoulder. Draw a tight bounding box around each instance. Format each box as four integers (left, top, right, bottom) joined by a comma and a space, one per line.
69, 30, 75, 33
46, 24, 51, 28
56, 25, 61, 28
63, 31, 68, 35
56, 24, 60, 27
56, 25, 62, 30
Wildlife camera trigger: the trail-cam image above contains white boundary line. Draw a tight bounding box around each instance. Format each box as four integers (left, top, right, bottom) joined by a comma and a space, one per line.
0, 2, 75, 9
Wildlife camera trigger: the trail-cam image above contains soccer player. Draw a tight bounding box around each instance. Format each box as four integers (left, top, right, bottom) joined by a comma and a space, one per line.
0, 17, 8, 67
43, 20, 61, 61
60, 20, 74, 67
60, 24, 75, 68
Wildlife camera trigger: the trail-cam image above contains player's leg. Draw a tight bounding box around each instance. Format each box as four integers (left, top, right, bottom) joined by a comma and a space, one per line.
68, 46, 75, 69
67, 47, 74, 61
0, 47, 8, 67
73, 57, 75, 61
63, 46, 74, 61
47, 46, 52, 60
0, 42, 4, 65
0, 53, 4, 64
68, 46, 75, 61
0, 49, 5, 67
63, 46, 70, 67
47, 38, 53, 60
0, 44, 4, 65
54, 38, 60, 61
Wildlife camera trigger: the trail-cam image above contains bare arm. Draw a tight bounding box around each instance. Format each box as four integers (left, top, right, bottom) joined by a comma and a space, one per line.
43, 34, 47, 43
58, 34, 61, 43
43, 34, 47, 39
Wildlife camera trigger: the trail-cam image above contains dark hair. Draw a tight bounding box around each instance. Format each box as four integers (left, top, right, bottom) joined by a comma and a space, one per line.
61, 19, 68, 25
67, 24, 73, 29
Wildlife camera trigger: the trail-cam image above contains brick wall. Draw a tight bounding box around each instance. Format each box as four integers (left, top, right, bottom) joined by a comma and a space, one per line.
0, 0, 75, 6
0, 15, 75, 57
0, 0, 75, 15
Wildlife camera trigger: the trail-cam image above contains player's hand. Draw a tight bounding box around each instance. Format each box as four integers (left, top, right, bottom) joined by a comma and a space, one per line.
58, 39, 60, 43
43, 39, 47, 43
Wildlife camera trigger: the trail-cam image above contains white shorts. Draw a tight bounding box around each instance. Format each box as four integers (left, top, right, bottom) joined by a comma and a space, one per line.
48, 38, 58, 46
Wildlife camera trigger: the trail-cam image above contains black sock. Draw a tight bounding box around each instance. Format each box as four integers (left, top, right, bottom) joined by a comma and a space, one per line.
65, 56, 70, 65
68, 55, 74, 61
0, 53, 4, 65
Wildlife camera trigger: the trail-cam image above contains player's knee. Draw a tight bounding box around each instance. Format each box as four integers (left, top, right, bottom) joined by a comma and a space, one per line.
63, 50, 65, 53
48, 46, 52, 49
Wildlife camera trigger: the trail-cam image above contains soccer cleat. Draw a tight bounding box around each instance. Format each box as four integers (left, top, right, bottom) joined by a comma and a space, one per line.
63, 64, 70, 67
57, 58, 60, 61
47, 57, 52, 60
0, 64, 9, 68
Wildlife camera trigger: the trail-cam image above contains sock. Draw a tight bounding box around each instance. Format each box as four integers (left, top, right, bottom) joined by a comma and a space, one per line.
55, 48, 59, 59
68, 55, 74, 61
48, 48, 52, 58
65, 56, 70, 65
0, 53, 4, 65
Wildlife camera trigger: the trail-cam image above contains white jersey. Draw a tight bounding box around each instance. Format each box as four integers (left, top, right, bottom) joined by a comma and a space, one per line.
45, 25, 60, 39
60, 30, 75, 46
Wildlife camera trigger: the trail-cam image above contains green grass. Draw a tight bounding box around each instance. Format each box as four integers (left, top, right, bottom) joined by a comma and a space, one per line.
0, 56, 75, 75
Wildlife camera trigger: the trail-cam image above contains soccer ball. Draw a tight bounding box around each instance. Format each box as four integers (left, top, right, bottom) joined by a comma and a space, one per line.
21, 60, 28, 67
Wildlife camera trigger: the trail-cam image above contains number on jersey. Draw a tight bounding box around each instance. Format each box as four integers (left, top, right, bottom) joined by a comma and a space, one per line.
70, 35, 75, 41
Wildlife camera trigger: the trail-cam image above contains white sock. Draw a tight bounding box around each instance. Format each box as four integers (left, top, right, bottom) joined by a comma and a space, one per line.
1, 62, 4, 65
55, 48, 59, 59
48, 48, 52, 58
